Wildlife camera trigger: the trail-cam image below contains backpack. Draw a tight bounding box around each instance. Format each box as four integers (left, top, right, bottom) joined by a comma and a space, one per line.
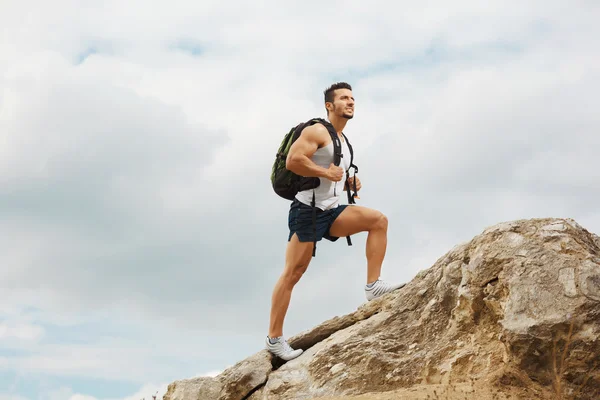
270, 117, 359, 256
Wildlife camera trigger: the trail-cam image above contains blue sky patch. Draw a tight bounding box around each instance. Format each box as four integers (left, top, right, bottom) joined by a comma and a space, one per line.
76, 47, 99, 64
170, 38, 205, 56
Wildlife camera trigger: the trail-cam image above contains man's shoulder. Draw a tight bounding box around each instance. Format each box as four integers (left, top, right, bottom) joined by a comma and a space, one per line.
299, 120, 331, 141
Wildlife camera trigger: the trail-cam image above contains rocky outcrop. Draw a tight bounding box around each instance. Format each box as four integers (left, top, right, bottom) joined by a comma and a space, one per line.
164, 218, 600, 400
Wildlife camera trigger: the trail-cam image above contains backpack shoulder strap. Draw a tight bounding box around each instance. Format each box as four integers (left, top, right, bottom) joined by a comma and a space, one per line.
310, 118, 343, 166
341, 132, 357, 173
341, 131, 359, 207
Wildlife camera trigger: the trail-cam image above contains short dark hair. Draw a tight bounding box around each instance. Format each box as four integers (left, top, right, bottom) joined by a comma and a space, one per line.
324, 82, 352, 104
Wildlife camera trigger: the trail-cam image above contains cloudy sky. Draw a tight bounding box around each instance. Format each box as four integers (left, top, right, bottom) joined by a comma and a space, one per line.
1, 1, 599, 399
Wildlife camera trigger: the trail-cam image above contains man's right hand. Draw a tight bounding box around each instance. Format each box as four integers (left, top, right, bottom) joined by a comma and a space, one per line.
326, 163, 344, 182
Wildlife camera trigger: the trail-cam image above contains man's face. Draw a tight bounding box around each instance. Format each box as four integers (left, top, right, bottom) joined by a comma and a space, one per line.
329, 89, 355, 119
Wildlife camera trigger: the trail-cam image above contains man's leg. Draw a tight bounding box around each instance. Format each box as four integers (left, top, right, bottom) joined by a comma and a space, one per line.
328, 205, 388, 283
328, 205, 405, 300
268, 233, 313, 342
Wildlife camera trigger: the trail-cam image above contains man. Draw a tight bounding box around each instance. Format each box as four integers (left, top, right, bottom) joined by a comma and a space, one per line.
265, 82, 405, 361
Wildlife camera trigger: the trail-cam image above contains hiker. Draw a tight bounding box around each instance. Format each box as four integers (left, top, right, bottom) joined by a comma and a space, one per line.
266, 82, 406, 361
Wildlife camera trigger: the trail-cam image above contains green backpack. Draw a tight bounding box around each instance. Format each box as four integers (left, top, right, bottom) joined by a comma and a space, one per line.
270, 117, 359, 256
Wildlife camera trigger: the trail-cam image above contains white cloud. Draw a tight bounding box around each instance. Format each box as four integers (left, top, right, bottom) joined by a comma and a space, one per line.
44, 386, 100, 400
120, 383, 166, 400
70, 396, 99, 400
0, 395, 29, 400
1, 1, 599, 399
0, 321, 44, 342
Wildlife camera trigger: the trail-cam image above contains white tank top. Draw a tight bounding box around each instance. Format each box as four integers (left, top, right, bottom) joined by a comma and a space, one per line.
295, 136, 351, 210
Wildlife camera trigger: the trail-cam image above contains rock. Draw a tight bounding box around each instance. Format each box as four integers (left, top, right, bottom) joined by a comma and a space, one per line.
163, 376, 222, 400
217, 351, 272, 399
163, 351, 271, 400
166, 218, 600, 400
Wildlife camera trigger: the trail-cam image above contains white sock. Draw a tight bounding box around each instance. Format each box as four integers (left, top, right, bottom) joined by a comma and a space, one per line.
366, 280, 379, 288
268, 336, 282, 344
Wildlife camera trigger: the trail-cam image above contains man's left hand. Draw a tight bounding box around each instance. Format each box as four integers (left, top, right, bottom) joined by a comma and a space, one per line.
346, 176, 361, 192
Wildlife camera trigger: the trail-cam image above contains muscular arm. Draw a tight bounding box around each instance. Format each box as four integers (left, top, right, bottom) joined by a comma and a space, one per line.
286, 124, 332, 179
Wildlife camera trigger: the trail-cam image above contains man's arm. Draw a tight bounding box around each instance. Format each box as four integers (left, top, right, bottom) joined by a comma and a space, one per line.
286, 124, 343, 181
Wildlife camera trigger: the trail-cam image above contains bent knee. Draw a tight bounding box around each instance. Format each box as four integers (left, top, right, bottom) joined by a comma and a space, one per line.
373, 212, 388, 231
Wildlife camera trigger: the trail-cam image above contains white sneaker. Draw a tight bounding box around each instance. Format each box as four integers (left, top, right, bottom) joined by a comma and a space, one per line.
265, 336, 303, 361
365, 279, 406, 301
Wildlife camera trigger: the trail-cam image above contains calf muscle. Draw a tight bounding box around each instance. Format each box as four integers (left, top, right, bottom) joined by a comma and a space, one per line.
269, 234, 313, 338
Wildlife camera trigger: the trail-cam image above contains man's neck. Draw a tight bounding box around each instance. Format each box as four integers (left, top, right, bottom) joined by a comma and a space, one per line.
327, 114, 348, 135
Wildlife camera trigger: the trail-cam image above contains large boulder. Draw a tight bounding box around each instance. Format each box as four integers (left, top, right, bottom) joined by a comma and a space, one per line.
165, 218, 600, 399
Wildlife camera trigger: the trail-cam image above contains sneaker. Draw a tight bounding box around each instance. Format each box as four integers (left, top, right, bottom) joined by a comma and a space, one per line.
365, 279, 406, 301
265, 336, 303, 361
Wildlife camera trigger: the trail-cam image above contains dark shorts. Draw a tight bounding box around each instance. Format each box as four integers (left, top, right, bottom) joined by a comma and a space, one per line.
288, 198, 348, 242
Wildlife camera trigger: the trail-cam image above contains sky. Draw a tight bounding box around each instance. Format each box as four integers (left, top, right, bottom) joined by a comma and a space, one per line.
1, 1, 599, 399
